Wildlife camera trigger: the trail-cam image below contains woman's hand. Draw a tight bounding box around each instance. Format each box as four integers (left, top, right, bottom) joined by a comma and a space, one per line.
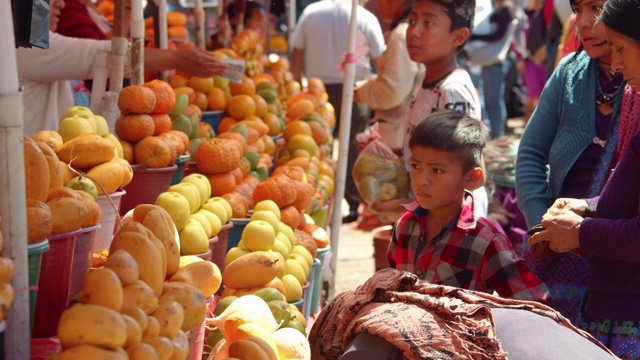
546, 198, 589, 217
174, 48, 228, 77
527, 212, 583, 253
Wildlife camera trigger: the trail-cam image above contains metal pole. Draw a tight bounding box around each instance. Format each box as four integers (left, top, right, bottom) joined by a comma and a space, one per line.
328, 0, 358, 299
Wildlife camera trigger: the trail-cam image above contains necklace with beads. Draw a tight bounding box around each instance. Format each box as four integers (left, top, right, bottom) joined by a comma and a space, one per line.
595, 60, 622, 108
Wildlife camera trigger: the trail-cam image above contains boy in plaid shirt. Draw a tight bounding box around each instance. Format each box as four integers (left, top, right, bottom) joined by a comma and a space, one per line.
388, 111, 547, 302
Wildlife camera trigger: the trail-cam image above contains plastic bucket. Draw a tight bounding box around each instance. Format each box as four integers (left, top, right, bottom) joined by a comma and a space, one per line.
188, 296, 213, 360
95, 189, 126, 252
69, 225, 99, 302
33, 228, 81, 338
27, 240, 50, 334
303, 258, 321, 319
291, 297, 305, 314
120, 164, 178, 216
171, 154, 191, 185
310, 246, 330, 314
184, 161, 199, 177
227, 218, 249, 251
372, 225, 392, 271
208, 235, 225, 273
201, 110, 223, 133
194, 248, 212, 261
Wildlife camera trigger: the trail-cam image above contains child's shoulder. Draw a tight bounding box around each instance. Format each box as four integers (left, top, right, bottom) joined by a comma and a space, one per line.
471, 217, 516, 249
437, 68, 475, 91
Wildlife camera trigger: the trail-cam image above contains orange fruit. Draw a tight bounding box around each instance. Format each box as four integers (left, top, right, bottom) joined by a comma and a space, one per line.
283, 120, 312, 142
118, 85, 156, 114
173, 86, 196, 104
262, 113, 283, 137
158, 132, 186, 155
207, 171, 236, 196
227, 95, 256, 120
280, 205, 300, 230
287, 134, 318, 158
206, 88, 227, 111
192, 91, 208, 111
166, 130, 190, 153
218, 117, 238, 133
115, 114, 155, 142
221, 192, 248, 218
150, 114, 172, 136
159, 136, 178, 165
188, 76, 214, 94
169, 74, 189, 88
187, 104, 202, 119
134, 136, 173, 168
120, 139, 134, 163
143, 79, 176, 114
238, 157, 251, 178
246, 127, 261, 145
229, 75, 256, 96
251, 94, 268, 118
217, 132, 246, 153
33, 130, 63, 153
195, 138, 242, 174
262, 135, 276, 155
230, 167, 243, 184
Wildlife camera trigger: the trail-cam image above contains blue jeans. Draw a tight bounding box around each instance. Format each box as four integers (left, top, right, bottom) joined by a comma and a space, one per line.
481, 61, 508, 138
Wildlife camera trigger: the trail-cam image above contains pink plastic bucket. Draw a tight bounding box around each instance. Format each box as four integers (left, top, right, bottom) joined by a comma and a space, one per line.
33, 228, 81, 338
95, 189, 126, 252
195, 248, 212, 261
68, 225, 99, 302
188, 296, 213, 360
120, 164, 177, 216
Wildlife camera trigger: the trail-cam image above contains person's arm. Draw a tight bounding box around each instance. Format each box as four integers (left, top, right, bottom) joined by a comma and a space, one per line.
16, 32, 112, 82
482, 232, 549, 302
469, 7, 513, 42
291, 47, 305, 84
515, 63, 565, 228
361, 10, 386, 61
355, 25, 419, 110
143, 47, 227, 78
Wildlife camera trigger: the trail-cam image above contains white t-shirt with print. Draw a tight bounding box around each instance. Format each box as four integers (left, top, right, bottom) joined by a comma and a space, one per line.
402, 68, 487, 217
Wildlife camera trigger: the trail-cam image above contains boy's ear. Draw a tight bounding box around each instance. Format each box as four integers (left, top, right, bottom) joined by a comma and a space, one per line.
465, 167, 484, 191
453, 27, 470, 48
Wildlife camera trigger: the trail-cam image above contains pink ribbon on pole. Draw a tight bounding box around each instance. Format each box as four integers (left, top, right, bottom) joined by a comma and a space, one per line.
338, 52, 358, 74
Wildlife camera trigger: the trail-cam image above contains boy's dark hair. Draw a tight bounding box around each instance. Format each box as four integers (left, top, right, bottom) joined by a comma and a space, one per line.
417, 0, 476, 34
409, 110, 488, 171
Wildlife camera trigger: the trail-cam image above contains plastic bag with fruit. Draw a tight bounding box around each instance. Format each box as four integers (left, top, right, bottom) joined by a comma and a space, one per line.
352, 124, 409, 224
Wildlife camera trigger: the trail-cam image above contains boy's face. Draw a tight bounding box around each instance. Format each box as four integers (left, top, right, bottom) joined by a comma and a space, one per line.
409, 146, 478, 214
406, 1, 468, 65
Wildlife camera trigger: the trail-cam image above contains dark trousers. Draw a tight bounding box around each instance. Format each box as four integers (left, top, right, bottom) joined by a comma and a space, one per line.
325, 83, 371, 215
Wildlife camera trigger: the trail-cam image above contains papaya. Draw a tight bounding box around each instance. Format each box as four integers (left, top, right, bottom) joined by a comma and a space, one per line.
26, 199, 52, 244
47, 197, 88, 233
24, 135, 50, 202
142, 209, 180, 278
105, 249, 139, 286
121, 314, 143, 348
59, 160, 75, 185
168, 330, 189, 360
82, 267, 123, 312
57, 133, 116, 169
0, 257, 14, 283
168, 260, 221, 298
143, 336, 174, 360
110, 231, 165, 296
76, 191, 101, 227
126, 342, 159, 360
142, 313, 161, 340
58, 345, 128, 360
58, 304, 127, 350
36, 141, 63, 189
86, 160, 125, 195
122, 280, 159, 315
132, 204, 176, 235
151, 299, 184, 339
160, 282, 207, 332
222, 251, 279, 290
46, 186, 81, 202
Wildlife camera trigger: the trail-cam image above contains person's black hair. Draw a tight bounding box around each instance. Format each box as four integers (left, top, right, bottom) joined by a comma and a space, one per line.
408, 110, 488, 171
417, 0, 476, 33
600, 0, 640, 42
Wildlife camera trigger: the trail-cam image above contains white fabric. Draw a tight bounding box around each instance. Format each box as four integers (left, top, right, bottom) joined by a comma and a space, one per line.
355, 22, 421, 149
402, 68, 487, 217
16, 32, 112, 136
289, 0, 385, 84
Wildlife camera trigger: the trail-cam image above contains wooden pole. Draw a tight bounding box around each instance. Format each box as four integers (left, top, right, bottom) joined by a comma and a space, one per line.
328, 0, 358, 300
194, 0, 206, 49
130, 0, 145, 85
89, 50, 109, 118
0, 1, 30, 358
109, 0, 127, 93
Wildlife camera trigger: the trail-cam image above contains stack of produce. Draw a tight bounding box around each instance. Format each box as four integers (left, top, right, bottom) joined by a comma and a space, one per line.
206, 295, 311, 359
116, 80, 199, 169
154, 172, 234, 256
53, 204, 222, 358
144, 11, 189, 40
230, 29, 264, 78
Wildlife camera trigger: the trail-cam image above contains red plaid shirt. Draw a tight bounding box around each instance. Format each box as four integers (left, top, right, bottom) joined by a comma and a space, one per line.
388, 193, 548, 302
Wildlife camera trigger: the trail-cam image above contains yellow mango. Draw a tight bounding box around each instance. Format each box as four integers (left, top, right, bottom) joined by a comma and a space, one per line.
169, 260, 221, 298
82, 267, 123, 312
58, 304, 127, 350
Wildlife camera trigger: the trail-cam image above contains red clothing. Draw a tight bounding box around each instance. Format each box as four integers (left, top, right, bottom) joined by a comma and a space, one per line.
388, 192, 548, 302
57, 0, 107, 40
